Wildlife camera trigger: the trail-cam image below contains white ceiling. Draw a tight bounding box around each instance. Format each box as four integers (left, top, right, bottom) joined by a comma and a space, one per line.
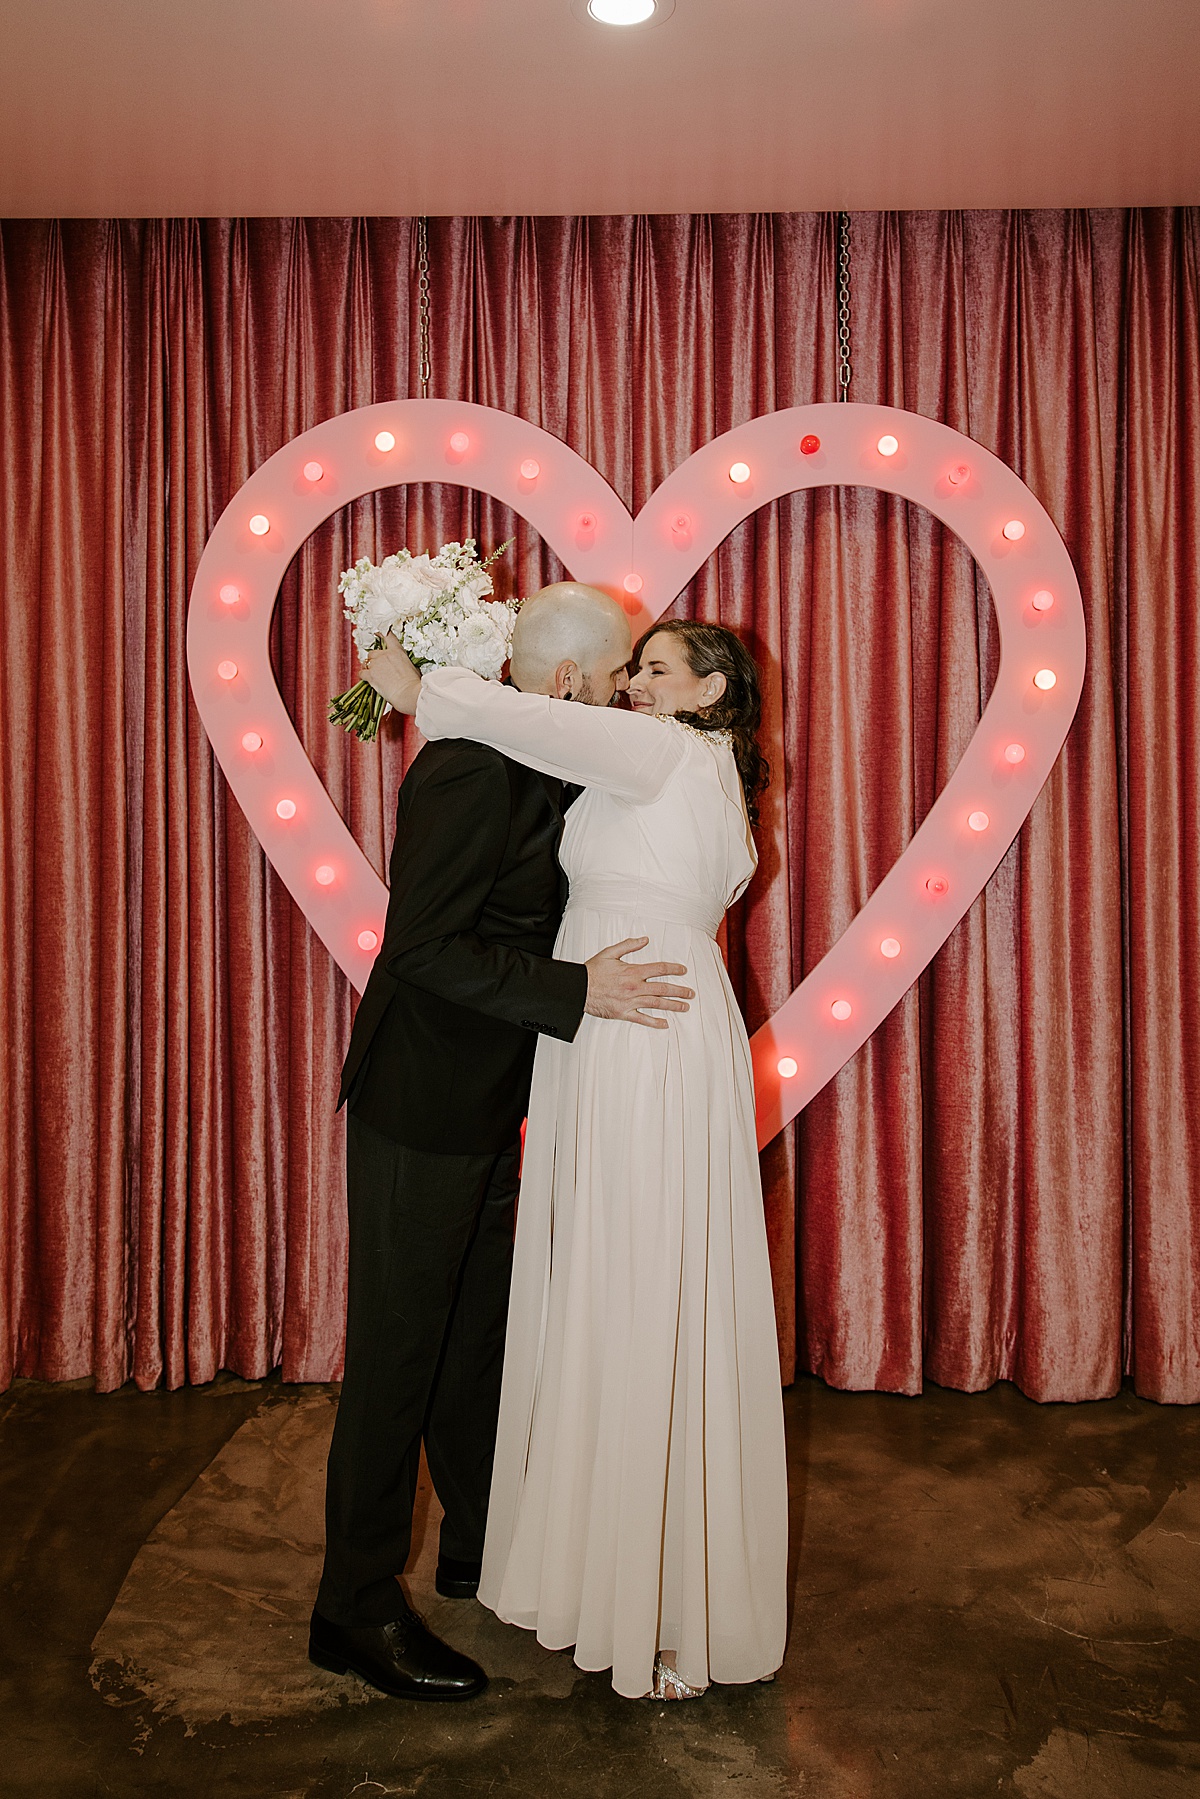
2, 0, 1197, 218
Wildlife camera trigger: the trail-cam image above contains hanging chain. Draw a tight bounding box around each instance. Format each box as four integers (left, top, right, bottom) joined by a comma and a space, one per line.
417, 216, 431, 399
836, 211, 852, 401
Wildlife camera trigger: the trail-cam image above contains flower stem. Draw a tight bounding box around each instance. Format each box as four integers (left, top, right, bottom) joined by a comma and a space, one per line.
328, 678, 389, 743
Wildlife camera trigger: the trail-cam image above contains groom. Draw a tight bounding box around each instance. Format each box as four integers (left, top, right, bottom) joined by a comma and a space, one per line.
310, 583, 692, 1702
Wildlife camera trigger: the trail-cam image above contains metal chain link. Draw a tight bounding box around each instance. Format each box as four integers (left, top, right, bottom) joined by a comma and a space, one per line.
417, 216, 431, 399
836, 211, 852, 401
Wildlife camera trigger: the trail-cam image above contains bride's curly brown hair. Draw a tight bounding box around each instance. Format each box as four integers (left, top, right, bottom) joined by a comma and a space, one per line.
632, 619, 770, 828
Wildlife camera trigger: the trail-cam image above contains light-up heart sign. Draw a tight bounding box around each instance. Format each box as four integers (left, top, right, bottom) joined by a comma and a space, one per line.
186, 400, 1086, 1150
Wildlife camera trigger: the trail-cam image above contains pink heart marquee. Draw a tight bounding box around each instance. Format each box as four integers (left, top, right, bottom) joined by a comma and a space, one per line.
186, 400, 1085, 1150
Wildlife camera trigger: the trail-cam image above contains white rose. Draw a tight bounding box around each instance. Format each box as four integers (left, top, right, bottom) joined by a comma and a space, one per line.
374, 553, 446, 622
457, 570, 494, 609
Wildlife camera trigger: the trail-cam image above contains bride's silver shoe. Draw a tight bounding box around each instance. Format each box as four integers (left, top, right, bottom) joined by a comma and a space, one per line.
651, 1655, 706, 1700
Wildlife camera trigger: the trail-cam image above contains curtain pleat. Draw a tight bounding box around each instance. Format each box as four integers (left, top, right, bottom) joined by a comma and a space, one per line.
0, 211, 1197, 1401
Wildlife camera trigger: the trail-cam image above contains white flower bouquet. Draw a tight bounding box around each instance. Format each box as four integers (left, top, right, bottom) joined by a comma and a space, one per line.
329, 537, 518, 741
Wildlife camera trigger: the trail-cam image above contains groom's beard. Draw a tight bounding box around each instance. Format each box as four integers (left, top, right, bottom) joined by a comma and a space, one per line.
571, 675, 596, 706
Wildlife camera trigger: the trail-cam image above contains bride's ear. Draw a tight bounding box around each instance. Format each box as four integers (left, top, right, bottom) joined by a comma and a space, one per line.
700, 671, 728, 709
554, 660, 580, 701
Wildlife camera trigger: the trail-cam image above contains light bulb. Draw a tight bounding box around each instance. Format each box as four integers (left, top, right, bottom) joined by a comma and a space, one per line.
315, 864, 335, 886
276, 799, 297, 820
877, 435, 899, 457
449, 431, 470, 454
519, 457, 540, 480
578, 512, 596, 531
1004, 742, 1026, 765
588, 0, 656, 21
968, 810, 990, 832
880, 937, 901, 959
830, 999, 853, 1021
728, 461, 751, 484
1034, 668, 1057, 691
219, 583, 240, 606
672, 513, 691, 534
217, 660, 238, 681
1003, 519, 1026, 541
241, 731, 263, 753
357, 929, 379, 952
1032, 589, 1054, 612
777, 1056, 798, 1078
947, 464, 970, 486
303, 460, 323, 482
926, 875, 949, 896
248, 514, 270, 536
800, 435, 821, 456
623, 573, 643, 594
374, 430, 395, 452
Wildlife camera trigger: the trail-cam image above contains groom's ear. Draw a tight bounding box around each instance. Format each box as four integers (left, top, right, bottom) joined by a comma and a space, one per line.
553, 660, 580, 701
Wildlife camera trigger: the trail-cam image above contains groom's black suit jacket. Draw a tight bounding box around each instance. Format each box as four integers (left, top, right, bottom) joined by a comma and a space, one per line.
340, 737, 588, 1154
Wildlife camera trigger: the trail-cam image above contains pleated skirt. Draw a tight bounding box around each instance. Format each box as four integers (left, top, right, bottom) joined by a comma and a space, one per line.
477, 904, 789, 1698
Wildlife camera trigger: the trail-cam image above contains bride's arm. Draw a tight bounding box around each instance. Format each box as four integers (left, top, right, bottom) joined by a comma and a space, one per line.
414, 666, 688, 804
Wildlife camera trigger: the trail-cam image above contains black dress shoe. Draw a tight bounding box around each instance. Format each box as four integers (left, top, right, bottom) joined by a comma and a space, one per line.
436, 1554, 483, 1599
308, 1605, 486, 1701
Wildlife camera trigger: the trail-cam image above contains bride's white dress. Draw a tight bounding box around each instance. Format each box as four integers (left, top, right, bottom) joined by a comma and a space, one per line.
415, 668, 789, 1699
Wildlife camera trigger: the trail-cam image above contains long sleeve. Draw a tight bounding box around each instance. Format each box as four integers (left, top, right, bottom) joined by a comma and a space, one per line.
416, 666, 688, 805
383, 746, 587, 1040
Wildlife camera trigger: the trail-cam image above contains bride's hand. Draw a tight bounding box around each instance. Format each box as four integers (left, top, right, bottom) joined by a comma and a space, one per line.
362, 634, 423, 715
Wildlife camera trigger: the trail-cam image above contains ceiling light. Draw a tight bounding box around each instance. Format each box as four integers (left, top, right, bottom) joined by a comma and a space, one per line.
588, 0, 657, 22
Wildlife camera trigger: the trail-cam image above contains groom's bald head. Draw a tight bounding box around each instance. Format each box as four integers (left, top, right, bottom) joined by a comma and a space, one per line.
510, 582, 632, 705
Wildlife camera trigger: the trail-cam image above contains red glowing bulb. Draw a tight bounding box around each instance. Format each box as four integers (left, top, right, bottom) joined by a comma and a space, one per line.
248, 514, 270, 536
449, 431, 470, 454
219, 583, 240, 606
1034, 668, 1057, 691
374, 430, 396, 453
579, 512, 596, 531
926, 875, 949, 896
315, 864, 335, 886
357, 929, 379, 952
948, 464, 970, 486
1004, 742, 1026, 765
830, 999, 852, 1021
519, 457, 540, 480
800, 435, 821, 456
276, 799, 297, 820
241, 731, 263, 753
880, 937, 901, 959
303, 460, 323, 482
217, 660, 238, 681
777, 1056, 798, 1078
877, 435, 899, 457
728, 461, 751, 484
623, 573, 643, 594
1032, 589, 1054, 612
968, 810, 990, 832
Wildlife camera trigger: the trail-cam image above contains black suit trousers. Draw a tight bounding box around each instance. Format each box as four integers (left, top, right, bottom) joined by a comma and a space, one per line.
316, 1113, 520, 1628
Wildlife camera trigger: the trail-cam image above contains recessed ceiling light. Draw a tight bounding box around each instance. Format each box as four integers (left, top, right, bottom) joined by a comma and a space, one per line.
588, 0, 657, 23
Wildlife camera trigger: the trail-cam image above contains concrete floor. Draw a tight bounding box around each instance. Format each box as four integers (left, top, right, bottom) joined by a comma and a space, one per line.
1, 1375, 1198, 1798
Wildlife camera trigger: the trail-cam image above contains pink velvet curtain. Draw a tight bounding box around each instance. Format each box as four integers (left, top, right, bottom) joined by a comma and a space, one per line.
1, 212, 1197, 1402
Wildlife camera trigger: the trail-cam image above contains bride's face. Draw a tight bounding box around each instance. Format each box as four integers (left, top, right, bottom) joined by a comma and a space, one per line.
628, 633, 725, 717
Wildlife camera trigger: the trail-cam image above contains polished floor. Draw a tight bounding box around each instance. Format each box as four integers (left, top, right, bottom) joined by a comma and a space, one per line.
2, 1372, 1198, 1797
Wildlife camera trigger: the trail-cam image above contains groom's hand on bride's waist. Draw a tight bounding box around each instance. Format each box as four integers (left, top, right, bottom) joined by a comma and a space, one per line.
583, 938, 693, 1030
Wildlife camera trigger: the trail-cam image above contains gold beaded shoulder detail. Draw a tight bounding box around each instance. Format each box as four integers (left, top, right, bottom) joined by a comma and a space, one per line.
654, 714, 733, 748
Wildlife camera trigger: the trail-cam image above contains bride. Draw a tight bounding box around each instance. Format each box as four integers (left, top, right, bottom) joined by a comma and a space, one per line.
366, 593, 788, 1701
